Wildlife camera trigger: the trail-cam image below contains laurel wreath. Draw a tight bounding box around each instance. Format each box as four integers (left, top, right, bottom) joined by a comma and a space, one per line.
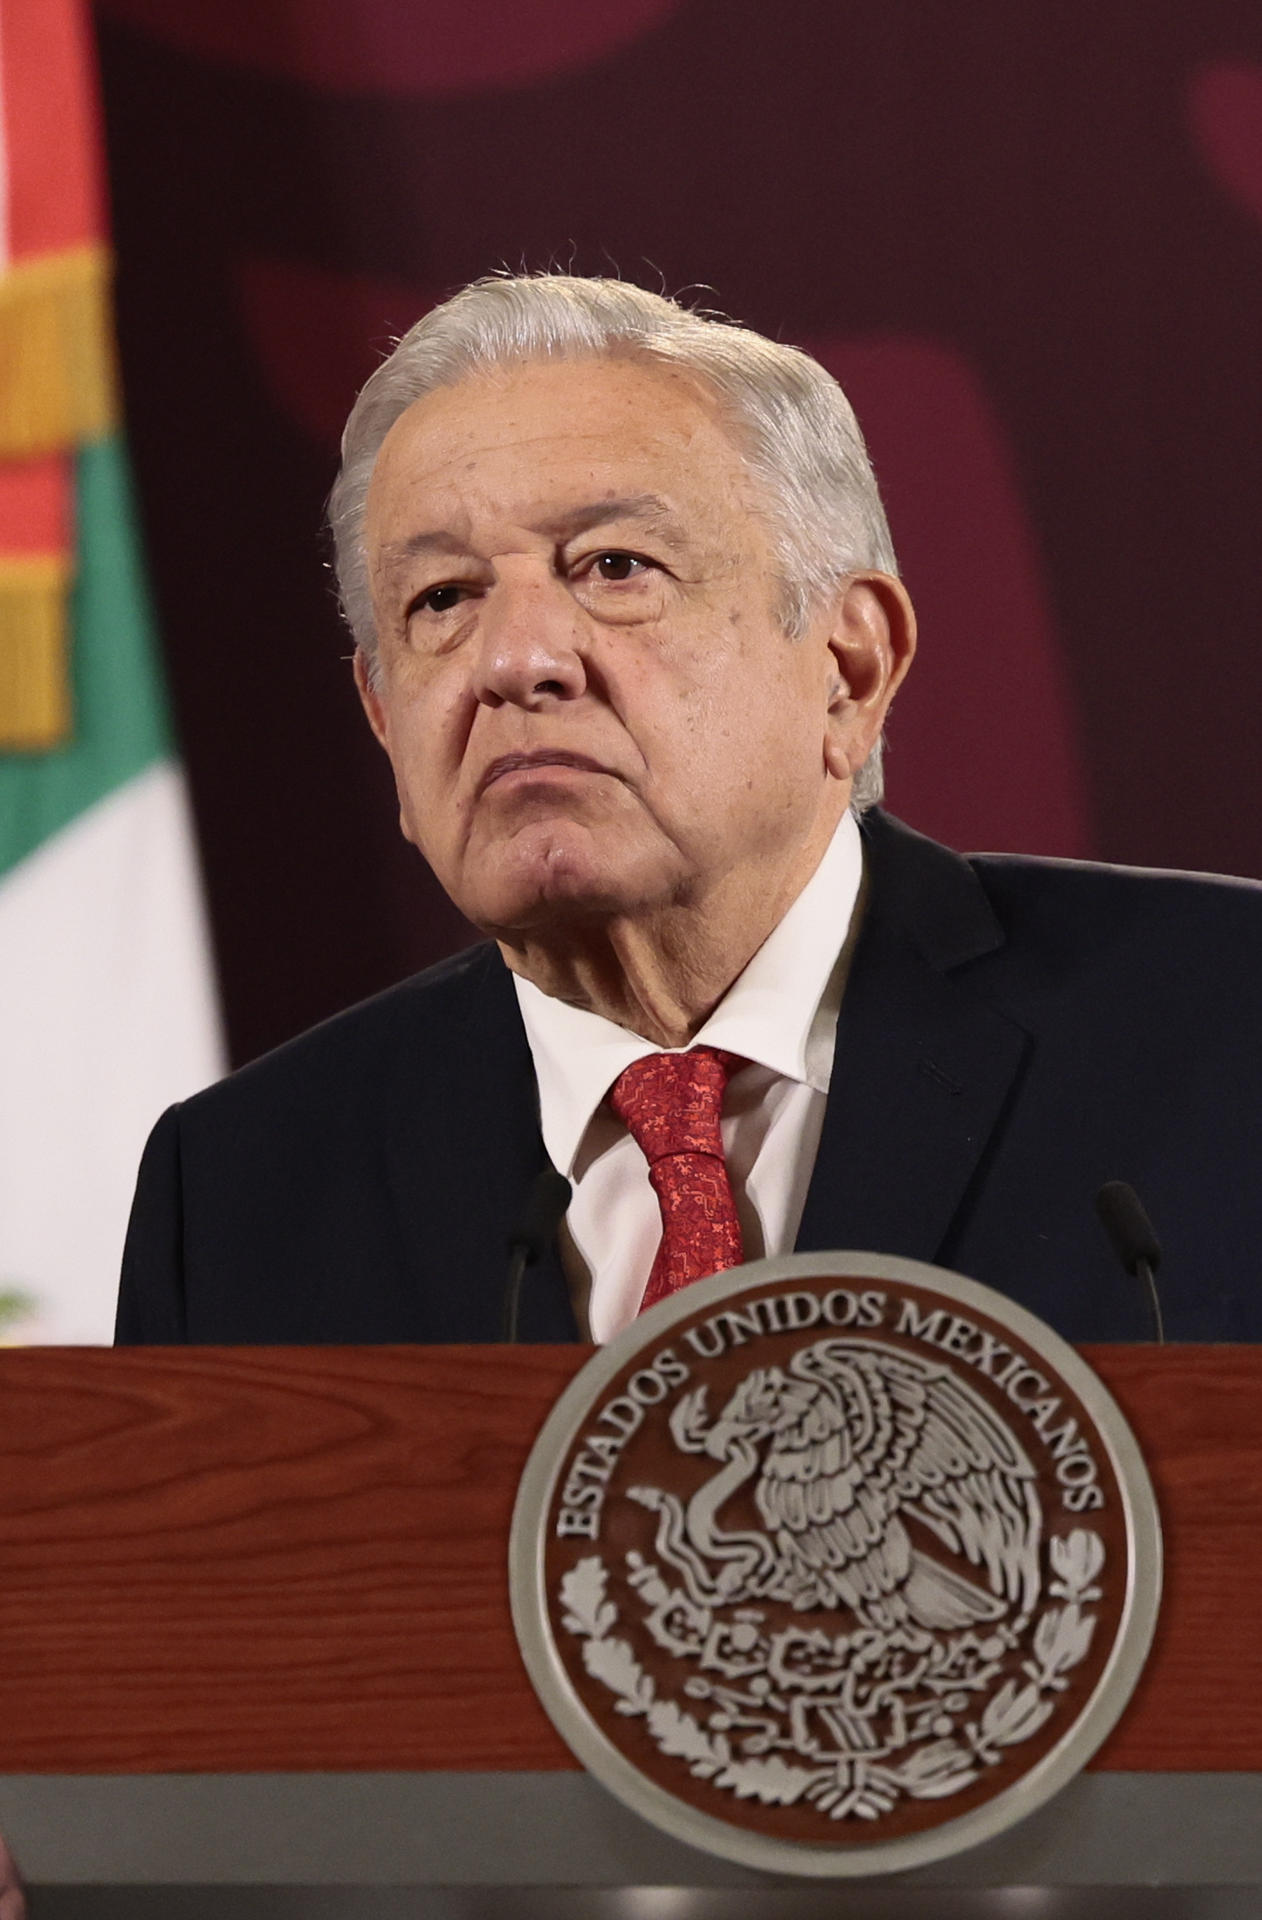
559, 1528, 1104, 1820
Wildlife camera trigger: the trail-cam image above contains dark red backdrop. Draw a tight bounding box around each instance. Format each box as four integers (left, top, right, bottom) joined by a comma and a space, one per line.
91, 0, 1262, 1067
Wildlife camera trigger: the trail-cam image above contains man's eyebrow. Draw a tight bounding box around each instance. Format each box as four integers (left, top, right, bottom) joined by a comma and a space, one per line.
377, 495, 688, 573
534, 495, 686, 542
377, 527, 475, 571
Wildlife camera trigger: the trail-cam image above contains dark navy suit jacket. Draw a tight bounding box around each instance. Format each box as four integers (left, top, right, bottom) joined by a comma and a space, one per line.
116, 811, 1262, 1346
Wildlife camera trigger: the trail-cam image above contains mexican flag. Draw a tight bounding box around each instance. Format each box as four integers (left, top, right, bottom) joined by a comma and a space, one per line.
0, 0, 222, 1342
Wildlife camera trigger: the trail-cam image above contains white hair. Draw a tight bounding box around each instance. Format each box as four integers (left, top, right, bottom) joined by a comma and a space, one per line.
328, 274, 899, 810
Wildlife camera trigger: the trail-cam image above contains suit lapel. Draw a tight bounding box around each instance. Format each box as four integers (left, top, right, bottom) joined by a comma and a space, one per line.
380, 945, 578, 1340
797, 813, 1029, 1263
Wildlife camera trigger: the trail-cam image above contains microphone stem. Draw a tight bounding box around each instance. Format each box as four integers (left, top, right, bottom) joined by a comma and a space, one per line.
1137, 1258, 1165, 1345
502, 1245, 530, 1345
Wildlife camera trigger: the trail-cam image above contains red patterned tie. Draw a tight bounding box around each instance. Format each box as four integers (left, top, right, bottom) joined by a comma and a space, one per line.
609, 1048, 746, 1314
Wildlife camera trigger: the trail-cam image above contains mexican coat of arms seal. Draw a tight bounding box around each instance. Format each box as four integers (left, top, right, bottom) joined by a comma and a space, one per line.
510, 1251, 1162, 1875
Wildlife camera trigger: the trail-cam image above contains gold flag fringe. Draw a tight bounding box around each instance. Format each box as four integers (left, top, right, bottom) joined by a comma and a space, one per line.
0, 245, 118, 459
0, 555, 72, 748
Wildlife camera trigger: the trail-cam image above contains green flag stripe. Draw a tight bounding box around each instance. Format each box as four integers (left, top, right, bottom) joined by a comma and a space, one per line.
0, 433, 171, 879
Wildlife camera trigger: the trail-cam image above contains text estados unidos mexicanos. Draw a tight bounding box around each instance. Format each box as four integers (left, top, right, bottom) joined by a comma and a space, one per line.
554, 1288, 1106, 1538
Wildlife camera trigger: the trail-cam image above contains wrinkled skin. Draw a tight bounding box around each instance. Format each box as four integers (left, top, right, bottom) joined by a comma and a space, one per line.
358, 355, 914, 1043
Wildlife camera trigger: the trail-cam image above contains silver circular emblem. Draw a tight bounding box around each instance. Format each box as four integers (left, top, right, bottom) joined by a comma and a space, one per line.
510, 1252, 1162, 1876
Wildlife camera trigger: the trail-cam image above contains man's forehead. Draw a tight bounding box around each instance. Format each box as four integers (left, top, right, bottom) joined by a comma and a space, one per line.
370, 356, 742, 493
366, 360, 762, 563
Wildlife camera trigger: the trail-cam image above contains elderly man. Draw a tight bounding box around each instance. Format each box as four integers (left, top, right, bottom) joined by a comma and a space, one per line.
117, 275, 1262, 1346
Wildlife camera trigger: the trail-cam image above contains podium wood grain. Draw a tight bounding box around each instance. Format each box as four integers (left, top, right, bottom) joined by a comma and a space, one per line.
0, 1345, 1257, 1772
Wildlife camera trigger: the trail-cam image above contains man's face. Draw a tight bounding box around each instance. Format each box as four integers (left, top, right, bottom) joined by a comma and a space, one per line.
359, 355, 883, 941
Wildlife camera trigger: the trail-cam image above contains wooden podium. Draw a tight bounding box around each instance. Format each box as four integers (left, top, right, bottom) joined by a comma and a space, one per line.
0, 1343, 1259, 1912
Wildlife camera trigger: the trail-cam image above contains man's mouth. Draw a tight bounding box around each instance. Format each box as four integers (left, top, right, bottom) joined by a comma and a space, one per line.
477, 751, 615, 796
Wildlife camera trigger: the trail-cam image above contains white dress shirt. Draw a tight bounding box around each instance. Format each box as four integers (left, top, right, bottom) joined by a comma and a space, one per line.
512, 811, 865, 1341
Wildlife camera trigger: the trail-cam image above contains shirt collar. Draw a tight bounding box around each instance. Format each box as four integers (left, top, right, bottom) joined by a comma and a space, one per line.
513, 810, 863, 1179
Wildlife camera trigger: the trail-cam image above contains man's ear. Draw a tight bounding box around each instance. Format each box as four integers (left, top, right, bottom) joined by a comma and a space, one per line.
822, 573, 917, 781
353, 648, 390, 750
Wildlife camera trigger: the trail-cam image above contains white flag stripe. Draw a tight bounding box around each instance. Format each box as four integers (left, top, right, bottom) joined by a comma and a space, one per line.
0, 758, 223, 1341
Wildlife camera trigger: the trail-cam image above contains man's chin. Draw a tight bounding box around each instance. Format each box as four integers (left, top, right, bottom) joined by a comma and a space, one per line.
455, 838, 677, 941
475, 876, 642, 940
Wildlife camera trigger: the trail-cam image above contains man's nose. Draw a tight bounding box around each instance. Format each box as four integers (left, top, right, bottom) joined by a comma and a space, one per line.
472, 573, 587, 709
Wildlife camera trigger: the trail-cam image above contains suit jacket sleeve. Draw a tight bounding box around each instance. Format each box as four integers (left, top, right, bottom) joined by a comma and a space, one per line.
115, 1104, 188, 1343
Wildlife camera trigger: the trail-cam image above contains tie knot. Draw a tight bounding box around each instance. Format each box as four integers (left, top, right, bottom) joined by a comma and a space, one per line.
609, 1047, 743, 1164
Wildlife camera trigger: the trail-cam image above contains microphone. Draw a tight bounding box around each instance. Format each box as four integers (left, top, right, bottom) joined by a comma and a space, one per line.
502, 1167, 572, 1343
1094, 1180, 1165, 1343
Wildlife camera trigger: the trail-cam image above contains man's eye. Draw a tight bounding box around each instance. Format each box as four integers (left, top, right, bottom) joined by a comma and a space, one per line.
413, 584, 467, 615
593, 551, 650, 581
